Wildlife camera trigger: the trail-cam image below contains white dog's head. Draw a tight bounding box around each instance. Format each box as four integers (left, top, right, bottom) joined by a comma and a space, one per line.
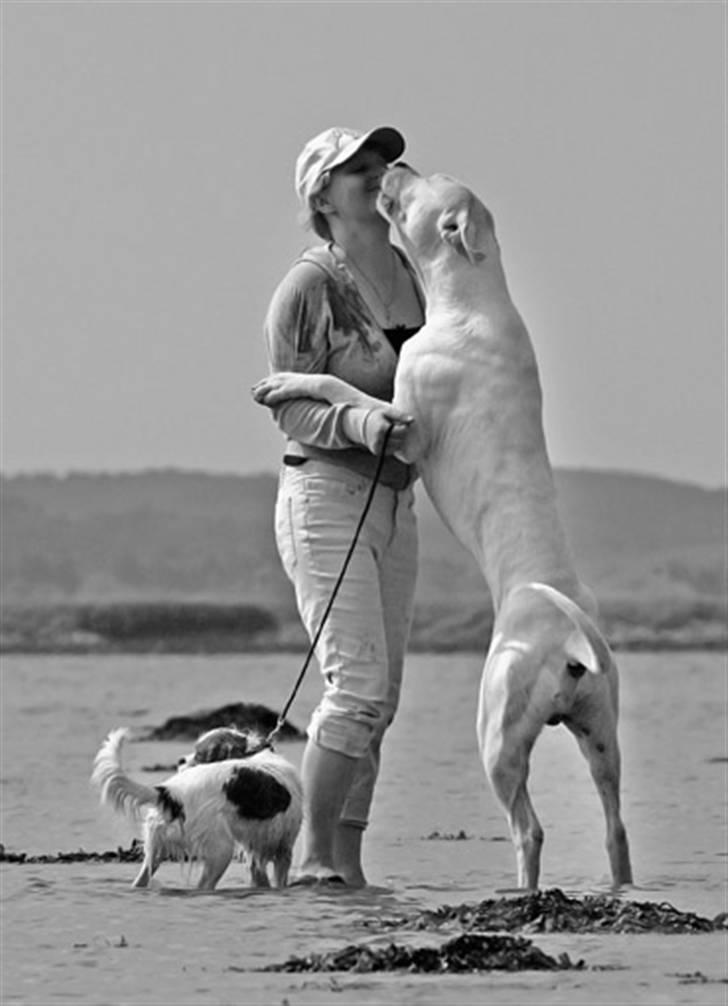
177, 726, 266, 771
377, 164, 497, 271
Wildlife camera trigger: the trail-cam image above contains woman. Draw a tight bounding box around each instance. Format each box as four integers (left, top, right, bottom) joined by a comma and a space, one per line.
254, 126, 425, 887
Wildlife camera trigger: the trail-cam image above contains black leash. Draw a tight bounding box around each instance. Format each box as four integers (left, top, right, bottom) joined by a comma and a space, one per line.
257, 425, 395, 753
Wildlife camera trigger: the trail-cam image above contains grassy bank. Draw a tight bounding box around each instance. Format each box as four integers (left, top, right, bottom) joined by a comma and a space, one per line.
1, 597, 725, 654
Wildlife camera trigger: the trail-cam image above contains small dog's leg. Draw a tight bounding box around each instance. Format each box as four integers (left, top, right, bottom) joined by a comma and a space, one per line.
567, 714, 633, 888
272, 849, 292, 888
132, 826, 161, 887
197, 851, 233, 891
132, 859, 155, 888
249, 856, 271, 888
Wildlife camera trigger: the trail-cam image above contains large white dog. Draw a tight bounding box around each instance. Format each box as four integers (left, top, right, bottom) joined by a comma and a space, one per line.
253, 164, 632, 891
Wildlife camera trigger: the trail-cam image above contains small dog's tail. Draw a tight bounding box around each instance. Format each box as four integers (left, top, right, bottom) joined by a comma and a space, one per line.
91, 727, 159, 818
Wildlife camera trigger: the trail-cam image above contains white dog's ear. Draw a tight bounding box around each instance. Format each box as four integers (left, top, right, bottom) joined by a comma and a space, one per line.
438, 201, 487, 265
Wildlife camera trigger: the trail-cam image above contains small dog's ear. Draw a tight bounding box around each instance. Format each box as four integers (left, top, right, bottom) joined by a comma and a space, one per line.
200, 742, 220, 763
224, 738, 248, 759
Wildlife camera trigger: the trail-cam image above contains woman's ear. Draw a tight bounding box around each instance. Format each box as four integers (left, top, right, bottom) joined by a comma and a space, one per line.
311, 192, 335, 217
313, 195, 330, 214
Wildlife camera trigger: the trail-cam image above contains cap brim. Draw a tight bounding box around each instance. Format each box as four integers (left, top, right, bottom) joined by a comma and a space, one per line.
329, 126, 406, 172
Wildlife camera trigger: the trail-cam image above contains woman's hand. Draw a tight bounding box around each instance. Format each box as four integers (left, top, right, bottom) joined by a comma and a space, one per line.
361, 407, 413, 456
251, 373, 311, 406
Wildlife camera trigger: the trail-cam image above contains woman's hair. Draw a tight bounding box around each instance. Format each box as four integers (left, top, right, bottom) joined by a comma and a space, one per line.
300, 170, 332, 241
300, 205, 332, 241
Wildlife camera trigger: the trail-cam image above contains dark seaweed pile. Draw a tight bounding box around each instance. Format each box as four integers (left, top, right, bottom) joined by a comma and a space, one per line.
263, 933, 583, 974
0, 841, 144, 864
136, 702, 305, 741
4, 844, 724, 940
361, 888, 727, 935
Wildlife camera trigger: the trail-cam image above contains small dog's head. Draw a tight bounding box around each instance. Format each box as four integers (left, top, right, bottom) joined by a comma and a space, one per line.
177, 726, 265, 771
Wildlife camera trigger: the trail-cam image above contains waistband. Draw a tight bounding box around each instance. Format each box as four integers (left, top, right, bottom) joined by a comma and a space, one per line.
283, 443, 415, 492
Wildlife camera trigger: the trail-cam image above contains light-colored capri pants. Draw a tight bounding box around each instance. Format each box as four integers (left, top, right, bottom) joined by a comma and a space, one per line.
274, 458, 418, 829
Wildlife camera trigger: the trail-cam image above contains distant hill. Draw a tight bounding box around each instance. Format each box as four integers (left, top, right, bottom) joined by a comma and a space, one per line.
415, 468, 725, 603
1, 468, 725, 650
1, 470, 289, 607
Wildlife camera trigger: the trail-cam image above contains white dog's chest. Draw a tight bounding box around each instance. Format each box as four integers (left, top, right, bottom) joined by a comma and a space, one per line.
395, 316, 541, 463
393, 314, 557, 581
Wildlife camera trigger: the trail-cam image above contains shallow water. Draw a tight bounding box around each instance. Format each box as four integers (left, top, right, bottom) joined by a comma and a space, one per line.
1, 651, 726, 1004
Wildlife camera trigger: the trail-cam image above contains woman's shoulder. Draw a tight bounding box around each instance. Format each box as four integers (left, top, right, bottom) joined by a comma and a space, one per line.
278, 244, 341, 292
266, 245, 343, 331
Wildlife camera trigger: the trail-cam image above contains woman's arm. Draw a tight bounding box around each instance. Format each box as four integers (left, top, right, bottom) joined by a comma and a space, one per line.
252, 371, 413, 455
252, 371, 405, 418
262, 264, 362, 449
260, 264, 412, 455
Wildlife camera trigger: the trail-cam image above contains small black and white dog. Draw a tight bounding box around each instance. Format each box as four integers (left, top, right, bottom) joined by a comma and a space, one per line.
91, 726, 302, 890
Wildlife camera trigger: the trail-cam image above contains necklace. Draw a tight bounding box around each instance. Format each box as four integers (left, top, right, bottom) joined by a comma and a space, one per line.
343, 247, 398, 325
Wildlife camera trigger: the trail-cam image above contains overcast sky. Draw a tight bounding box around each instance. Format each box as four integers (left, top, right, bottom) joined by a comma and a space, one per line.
2, 1, 724, 487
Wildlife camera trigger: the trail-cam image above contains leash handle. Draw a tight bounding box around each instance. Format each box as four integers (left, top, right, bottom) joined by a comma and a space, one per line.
264, 424, 395, 748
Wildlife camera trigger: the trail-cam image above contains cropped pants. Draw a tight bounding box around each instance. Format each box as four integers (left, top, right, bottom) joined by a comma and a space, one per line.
275, 459, 418, 829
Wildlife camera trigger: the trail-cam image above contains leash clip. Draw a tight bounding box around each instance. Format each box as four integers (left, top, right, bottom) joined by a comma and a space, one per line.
245, 739, 273, 757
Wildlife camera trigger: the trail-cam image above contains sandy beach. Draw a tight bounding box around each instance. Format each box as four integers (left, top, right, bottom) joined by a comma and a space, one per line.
2, 651, 726, 1004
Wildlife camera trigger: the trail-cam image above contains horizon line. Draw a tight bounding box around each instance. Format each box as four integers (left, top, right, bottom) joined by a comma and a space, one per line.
0, 464, 724, 493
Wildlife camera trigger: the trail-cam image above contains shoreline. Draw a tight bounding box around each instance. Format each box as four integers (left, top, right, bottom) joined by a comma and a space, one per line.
2, 637, 725, 655
2, 599, 725, 655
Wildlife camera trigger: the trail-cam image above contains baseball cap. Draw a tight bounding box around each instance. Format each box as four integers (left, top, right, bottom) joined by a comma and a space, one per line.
295, 126, 405, 206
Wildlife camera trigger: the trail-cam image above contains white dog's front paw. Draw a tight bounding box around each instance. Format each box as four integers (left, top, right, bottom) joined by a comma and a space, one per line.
393, 426, 425, 465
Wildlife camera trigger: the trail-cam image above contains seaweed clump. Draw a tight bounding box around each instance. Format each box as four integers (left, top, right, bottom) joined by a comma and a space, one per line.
263, 932, 582, 974
137, 702, 304, 741
0, 840, 144, 864
365, 888, 726, 935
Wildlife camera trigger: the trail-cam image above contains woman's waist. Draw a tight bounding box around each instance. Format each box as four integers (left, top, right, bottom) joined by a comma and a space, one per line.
282, 442, 415, 492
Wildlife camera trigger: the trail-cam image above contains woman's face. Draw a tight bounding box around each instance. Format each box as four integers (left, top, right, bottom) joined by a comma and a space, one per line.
319, 146, 389, 225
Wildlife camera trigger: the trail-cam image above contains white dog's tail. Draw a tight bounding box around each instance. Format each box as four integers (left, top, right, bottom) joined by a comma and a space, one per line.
91, 727, 159, 818
526, 581, 612, 673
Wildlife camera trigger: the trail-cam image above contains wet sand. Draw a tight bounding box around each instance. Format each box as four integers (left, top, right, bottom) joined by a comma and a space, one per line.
1, 651, 726, 1003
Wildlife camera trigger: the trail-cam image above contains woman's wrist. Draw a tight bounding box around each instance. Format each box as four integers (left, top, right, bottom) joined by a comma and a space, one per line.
341, 405, 375, 450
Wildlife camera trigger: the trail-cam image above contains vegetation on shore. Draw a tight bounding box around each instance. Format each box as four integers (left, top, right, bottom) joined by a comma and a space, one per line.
1, 596, 724, 654
2, 470, 724, 653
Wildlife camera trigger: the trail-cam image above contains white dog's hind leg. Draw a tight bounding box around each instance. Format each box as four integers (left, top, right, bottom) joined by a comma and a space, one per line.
477, 645, 545, 889
566, 712, 633, 888
482, 723, 544, 890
